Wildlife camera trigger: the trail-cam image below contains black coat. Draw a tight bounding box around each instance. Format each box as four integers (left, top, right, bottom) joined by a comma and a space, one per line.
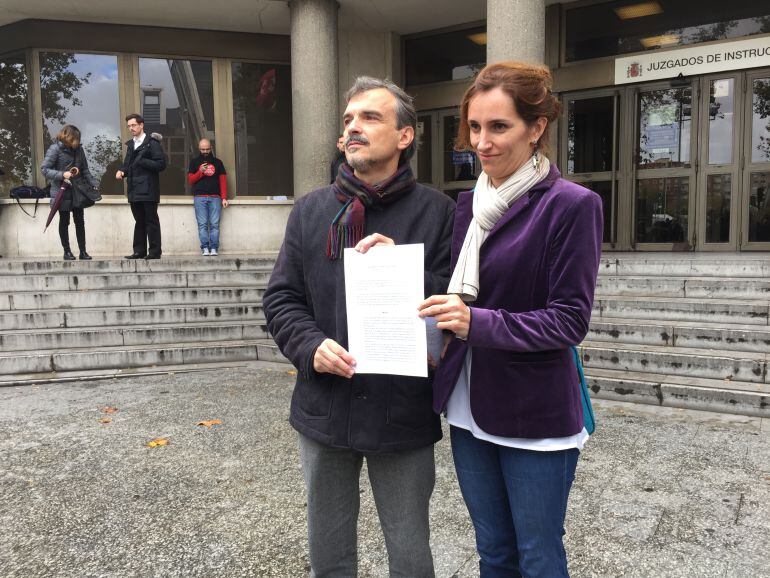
120, 136, 166, 202
263, 183, 455, 453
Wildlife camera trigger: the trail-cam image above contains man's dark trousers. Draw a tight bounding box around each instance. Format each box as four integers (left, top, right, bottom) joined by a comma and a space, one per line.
130, 201, 161, 257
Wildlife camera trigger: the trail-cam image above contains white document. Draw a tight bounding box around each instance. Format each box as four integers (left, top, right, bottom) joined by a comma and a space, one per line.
344, 243, 427, 377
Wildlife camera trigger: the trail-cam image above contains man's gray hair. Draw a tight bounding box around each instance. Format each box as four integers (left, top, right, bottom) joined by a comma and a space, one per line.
345, 76, 418, 163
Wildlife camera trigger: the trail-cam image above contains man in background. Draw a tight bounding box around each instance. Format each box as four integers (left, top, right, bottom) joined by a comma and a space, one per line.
188, 139, 228, 256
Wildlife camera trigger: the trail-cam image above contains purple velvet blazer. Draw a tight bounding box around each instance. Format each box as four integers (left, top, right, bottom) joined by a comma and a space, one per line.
432, 165, 603, 439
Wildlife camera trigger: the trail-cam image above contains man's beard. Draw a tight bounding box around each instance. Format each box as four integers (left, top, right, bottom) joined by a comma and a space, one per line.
346, 155, 373, 172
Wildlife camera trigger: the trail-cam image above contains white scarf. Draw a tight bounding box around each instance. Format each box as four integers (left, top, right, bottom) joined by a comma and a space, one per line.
448, 154, 551, 302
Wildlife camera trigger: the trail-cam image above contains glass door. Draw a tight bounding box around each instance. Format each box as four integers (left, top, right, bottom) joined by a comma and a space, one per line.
561, 89, 620, 248
742, 70, 770, 250
696, 74, 742, 250
632, 81, 699, 250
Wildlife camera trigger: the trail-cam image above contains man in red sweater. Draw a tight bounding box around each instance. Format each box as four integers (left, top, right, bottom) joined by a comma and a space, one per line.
188, 139, 228, 256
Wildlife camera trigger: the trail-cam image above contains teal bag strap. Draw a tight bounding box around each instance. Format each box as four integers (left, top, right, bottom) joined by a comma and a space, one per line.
571, 346, 595, 435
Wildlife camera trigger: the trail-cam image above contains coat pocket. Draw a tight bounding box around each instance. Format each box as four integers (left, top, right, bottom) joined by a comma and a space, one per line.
386, 376, 435, 430
292, 373, 333, 419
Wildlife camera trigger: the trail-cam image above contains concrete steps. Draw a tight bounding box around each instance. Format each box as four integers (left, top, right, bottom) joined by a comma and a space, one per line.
0, 255, 280, 384
583, 253, 770, 417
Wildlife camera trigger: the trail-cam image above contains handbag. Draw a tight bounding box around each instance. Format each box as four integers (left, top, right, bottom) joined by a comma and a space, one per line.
571, 346, 596, 435
9, 185, 50, 218
69, 176, 102, 209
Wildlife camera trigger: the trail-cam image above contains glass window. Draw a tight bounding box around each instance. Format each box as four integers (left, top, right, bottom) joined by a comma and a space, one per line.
708, 79, 734, 165
568, 96, 615, 174
751, 78, 770, 164
748, 172, 770, 243
566, 1, 770, 62
583, 180, 616, 244
405, 26, 486, 85
635, 177, 689, 243
443, 114, 480, 184
0, 53, 31, 194
416, 114, 433, 184
231, 62, 293, 197
139, 58, 215, 195
705, 174, 731, 243
39, 52, 121, 188
638, 87, 692, 169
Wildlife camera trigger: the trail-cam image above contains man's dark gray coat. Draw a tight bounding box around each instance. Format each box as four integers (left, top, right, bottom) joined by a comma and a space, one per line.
263, 183, 455, 453
120, 136, 166, 202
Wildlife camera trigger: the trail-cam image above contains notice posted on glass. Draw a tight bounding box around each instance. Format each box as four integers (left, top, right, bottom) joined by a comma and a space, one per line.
344, 243, 428, 377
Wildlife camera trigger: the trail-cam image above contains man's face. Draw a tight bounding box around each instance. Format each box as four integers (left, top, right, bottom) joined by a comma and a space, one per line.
127, 119, 143, 138
342, 88, 412, 173
199, 141, 212, 158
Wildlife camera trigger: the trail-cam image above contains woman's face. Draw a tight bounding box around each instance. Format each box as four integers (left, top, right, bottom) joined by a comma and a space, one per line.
467, 87, 546, 187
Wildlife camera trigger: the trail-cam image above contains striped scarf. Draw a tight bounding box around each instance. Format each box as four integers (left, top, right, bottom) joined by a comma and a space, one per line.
326, 162, 416, 259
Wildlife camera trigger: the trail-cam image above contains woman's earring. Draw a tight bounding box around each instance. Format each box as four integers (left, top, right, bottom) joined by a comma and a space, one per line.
531, 141, 540, 170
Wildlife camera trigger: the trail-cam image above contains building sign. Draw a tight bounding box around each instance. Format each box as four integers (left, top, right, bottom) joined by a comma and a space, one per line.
615, 36, 770, 85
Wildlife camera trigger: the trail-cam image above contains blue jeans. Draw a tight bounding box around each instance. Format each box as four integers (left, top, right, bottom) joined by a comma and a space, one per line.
193, 196, 221, 250
450, 426, 579, 578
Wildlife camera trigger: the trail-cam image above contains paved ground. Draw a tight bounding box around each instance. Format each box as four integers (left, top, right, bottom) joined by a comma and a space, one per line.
1, 362, 769, 577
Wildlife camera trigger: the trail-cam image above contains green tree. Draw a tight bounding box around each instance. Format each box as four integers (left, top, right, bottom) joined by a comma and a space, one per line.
84, 133, 122, 180
0, 58, 32, 186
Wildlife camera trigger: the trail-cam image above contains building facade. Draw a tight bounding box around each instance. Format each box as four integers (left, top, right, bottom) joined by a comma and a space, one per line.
0, 0, 768, 256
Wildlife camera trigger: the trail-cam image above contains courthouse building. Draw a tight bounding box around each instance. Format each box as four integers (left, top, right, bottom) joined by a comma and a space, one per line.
0, 0, 769, 256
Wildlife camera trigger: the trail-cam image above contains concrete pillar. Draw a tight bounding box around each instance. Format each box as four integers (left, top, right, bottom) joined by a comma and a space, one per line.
487, 0, 546, 65
290, 0, 339, 197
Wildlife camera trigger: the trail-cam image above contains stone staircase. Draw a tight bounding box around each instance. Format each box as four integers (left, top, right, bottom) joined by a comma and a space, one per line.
584, 254, 770, 418
1, 252, 768, 418
0, 256, 285, 385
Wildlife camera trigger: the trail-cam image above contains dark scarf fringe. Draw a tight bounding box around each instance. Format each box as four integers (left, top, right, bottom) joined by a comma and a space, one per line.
326, 163, 416, 260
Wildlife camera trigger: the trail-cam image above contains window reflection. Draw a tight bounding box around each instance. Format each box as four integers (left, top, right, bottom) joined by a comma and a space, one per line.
751, 78, 770, 164
444, 115, 479, 183
708, 79, 734, 165
0, 53, 31, 194
568, 96, 615, 174
405, 27, 486, 85
583, 180, 615, 244
39, 52, 121, 187
416, 115, 433, 184
635, 177, 689, 244
748, 172, 770, 242
232, 62, 293, 197
139, 58, 215, 195
706, 174, 731, 243
638, 88, 691, 169
566, 1, 770, 62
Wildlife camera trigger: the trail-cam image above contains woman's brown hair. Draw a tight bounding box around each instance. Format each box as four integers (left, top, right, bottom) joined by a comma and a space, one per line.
455, 61, 561, 154
56, 124, 81, 149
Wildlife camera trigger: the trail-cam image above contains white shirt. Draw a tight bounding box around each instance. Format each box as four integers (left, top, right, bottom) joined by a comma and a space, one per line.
446, 349, 589, 451
133, 132, 146, 149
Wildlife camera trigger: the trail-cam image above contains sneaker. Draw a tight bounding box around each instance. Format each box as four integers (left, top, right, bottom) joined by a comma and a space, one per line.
202, 248, 210, 256
210, 248, 218, 256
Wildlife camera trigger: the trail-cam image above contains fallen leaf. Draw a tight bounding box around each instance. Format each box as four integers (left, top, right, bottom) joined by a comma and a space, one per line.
147, 438, 169, 448
287, 370, 297, 376
99, 417, 112, 424
197, 419, 222, 429
102, 406, 119, 414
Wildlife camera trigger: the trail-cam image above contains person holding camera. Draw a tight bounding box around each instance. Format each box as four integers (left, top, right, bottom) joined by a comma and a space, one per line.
187, 138, 228, 256
41, 124, 100, 260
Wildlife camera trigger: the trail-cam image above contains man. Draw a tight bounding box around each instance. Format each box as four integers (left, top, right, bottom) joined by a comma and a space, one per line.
116, 114, 167, 260
263, 77, 455, 577
187, 139, 228, 256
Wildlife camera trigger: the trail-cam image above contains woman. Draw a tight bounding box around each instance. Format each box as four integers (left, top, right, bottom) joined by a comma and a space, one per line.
41, 124, 99, 260
418, 62, 603, 577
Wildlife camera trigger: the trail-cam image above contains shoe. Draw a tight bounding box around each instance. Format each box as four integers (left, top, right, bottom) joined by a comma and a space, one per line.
210, 248, 218, 256
125, 253, 145, 259
63, 250, 76, 261
145, 255, 161, 260
202, 248, 210, 256
79, 251, 92, 260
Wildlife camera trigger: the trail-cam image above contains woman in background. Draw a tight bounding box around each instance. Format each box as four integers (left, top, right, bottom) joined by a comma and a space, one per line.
41, 124, 99, 260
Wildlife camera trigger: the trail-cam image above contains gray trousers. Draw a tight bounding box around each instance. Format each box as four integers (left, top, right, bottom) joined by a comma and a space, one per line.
298, 434, 436, 578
